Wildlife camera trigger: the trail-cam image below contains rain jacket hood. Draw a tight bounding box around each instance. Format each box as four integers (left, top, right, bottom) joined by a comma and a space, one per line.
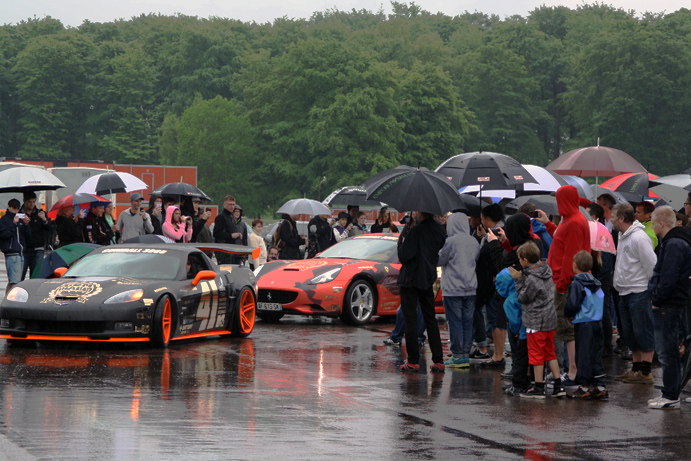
438, 213, 480, 297
164, 205, 179, 226
162, 205, 192, 242
504, 213, 532, 249
556, 185, 580, 218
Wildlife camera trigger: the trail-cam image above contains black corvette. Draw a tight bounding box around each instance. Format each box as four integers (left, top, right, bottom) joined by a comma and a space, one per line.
0, 244, 259, 347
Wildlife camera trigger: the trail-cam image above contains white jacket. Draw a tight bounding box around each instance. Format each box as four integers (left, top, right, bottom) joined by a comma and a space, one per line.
613, 221, 657, 296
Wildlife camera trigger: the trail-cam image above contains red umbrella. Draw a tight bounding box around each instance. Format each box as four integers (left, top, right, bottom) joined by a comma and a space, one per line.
600, 172, 659, 202
47, 193, 111, 219
545, 142, 646, 179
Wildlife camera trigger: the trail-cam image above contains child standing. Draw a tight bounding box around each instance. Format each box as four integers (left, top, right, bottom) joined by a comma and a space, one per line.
510, 241, 566, 399
439, 212, 480, 368
564, 250, 608, 399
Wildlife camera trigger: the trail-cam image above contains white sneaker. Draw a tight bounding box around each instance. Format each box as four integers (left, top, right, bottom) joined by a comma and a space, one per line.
648, 396, 680, 409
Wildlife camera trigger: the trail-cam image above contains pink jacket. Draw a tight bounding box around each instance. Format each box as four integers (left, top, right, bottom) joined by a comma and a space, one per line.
162, 205, 192, 243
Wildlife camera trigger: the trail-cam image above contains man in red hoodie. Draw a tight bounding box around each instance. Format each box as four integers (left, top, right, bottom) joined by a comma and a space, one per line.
536, 185, 591, 385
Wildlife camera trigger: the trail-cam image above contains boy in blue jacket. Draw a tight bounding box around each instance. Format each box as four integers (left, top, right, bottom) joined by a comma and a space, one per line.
565, 250, 607, 399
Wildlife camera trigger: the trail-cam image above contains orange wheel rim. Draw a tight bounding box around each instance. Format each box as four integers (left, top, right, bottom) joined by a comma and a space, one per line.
162, 299, 172, 343
239, 290, 256, 333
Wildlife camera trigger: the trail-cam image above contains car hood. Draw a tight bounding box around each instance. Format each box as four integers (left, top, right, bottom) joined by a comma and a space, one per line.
256, 258, 391, 282
6, 276, 173, 305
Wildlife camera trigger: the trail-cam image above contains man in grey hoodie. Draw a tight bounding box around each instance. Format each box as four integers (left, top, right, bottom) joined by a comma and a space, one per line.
439, 213, 480, 368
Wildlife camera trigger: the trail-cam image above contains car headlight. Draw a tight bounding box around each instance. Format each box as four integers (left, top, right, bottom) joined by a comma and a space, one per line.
309, 268, 341, 284
6, 287, 28, 302
104, 289, 144, 304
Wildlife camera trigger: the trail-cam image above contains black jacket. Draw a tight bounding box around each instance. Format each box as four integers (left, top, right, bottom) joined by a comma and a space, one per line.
147, 208, 164, 235
307, 215, 335, 257
213, 209, 242, 244
397, 216, 446, 289
371, 221, 399, 234
649, 227, 691, 308
19, 206, 51, 250
83, 212, 112, 245
56, 215, 85, 247
0, 212, 31, 255
279, 214, 303, 260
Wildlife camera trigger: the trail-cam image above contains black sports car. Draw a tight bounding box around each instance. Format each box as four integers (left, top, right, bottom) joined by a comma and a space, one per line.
0, 244, 259, 347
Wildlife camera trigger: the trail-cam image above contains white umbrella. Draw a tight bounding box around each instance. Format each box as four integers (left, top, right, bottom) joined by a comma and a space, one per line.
459, 164, 567, 198
0, 167, 66, 193
276, 198, 331, 216
76, 171, 148, 195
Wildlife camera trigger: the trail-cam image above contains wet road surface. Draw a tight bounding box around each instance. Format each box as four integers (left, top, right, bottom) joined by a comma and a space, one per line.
1, 316, 690, 460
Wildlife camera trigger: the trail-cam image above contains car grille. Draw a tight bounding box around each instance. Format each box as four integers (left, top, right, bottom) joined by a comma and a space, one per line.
12, 320, 107, 334
258, 290, 298, 304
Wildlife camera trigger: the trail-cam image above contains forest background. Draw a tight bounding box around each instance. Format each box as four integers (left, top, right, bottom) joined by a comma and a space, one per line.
1, 2, 690, 216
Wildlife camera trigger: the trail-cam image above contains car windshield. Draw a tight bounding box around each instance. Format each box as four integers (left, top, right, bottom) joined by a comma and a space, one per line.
65, 251, 181, 280
317, 237, 398, 263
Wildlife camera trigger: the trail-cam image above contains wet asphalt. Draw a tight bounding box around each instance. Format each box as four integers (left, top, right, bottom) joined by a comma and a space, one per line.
1, 316, 690, 460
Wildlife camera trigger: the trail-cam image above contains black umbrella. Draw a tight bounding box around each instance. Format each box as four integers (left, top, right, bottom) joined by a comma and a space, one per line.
153, 182, 211, 202
364, 166, 465, 216
457, 193, 487, 216
435, 152, 537, 190
76, 171, 148, 195
504, 195, 559, 216
361, 166, 417, 191
323, 186, 384, 207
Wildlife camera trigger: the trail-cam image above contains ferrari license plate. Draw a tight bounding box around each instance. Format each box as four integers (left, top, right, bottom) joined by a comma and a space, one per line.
258, 302, 282, 311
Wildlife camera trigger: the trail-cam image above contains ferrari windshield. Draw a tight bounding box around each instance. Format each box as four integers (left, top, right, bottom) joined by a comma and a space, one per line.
317, 237, 398, 263
65, 251, 182, 280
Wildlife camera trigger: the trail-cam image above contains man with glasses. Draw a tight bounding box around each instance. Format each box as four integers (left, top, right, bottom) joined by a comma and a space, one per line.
611, 203, 657, 385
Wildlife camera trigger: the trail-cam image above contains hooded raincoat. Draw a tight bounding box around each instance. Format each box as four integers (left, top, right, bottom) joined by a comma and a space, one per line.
438, 213, 480, 297
547, 185, 591, 293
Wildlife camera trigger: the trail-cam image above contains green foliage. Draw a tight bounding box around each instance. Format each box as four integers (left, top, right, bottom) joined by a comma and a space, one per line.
1, 4, 691, 214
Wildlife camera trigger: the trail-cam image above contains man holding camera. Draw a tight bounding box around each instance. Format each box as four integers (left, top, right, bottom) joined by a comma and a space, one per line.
0, 198, 31, 294
117, 192, 154, 242
190, 196, 213, 243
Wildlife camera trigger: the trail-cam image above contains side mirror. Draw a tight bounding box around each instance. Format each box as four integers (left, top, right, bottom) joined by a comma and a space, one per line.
192, 270, 216, 286
53, 267, 68, 278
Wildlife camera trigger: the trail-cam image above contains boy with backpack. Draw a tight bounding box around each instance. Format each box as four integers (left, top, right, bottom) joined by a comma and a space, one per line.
564, 250, 608, 399
510, 241, 566, 399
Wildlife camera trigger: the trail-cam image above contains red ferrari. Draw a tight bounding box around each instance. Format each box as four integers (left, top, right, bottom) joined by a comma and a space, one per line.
253, 234, 443, 325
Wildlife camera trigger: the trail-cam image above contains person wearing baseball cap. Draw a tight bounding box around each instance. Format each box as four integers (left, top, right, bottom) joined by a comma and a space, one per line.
116, 192, 154, 242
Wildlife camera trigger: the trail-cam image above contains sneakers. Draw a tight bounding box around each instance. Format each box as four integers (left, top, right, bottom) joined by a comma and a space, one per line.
500, 371, 513, 380
400, 361, 420, 372
561, 376, 578, 388
589, 387, 609, 400
615, 369, 635, 381
520, 385, 546, 399
648, 396, 680, 409
479, 358, 506, 368
623, 371, 654, 384
444, 356, 470, 368
568, 386, 592, 399
383, 339, 401, 346
504, 385, 526, 396
470, 350, 490, 360
552, 383, 566, 399
430, 362, 445, 372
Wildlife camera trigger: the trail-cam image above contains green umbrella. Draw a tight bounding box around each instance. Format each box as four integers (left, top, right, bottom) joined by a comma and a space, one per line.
32, 243, 101, 279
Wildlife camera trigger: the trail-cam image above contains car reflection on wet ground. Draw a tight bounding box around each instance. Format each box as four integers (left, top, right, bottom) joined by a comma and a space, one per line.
1, 316, 691, 460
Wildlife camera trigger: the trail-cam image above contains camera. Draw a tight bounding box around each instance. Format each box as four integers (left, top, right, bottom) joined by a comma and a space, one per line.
205, 208, 211, 213
490, 227, 502, 234
16, 213, 26, 219
530, 211, 540, 218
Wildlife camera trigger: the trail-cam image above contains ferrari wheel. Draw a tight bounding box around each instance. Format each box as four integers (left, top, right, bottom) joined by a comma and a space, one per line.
257, 312, 284, 323
151, 295, 174, 348
340, 280, 375, 325
231, 287, 256, 338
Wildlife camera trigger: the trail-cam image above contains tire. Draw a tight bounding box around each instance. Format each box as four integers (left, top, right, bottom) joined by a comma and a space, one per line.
230, 287, 256, 338
257, 312, 285, 323
340, 280, 376, 325
151, 295, 174, 348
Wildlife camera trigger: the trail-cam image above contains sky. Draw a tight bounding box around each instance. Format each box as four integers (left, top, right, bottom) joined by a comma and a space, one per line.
1, 0, 688, 27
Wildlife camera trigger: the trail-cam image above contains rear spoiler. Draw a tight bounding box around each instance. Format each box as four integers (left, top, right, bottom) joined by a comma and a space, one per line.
180, 243, 261, 260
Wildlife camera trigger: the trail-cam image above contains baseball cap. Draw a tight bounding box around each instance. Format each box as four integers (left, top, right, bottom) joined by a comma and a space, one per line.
130, 192, 143, 201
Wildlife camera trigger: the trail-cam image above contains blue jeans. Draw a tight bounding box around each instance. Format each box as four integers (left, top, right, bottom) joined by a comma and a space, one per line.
484, 295, 498, 336
21, 249, 44, 281
619, 291, 655, 352
653, 306, 683, 401
5, 254, 24, 284
390, 305, 426, 343
444, 295, 476, 356
574, 321, 606, 387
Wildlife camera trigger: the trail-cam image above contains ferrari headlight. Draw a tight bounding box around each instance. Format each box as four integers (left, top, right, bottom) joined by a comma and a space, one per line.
6, 287, 28, 302
104, 289, 144, 304
309, 268, 341, 284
